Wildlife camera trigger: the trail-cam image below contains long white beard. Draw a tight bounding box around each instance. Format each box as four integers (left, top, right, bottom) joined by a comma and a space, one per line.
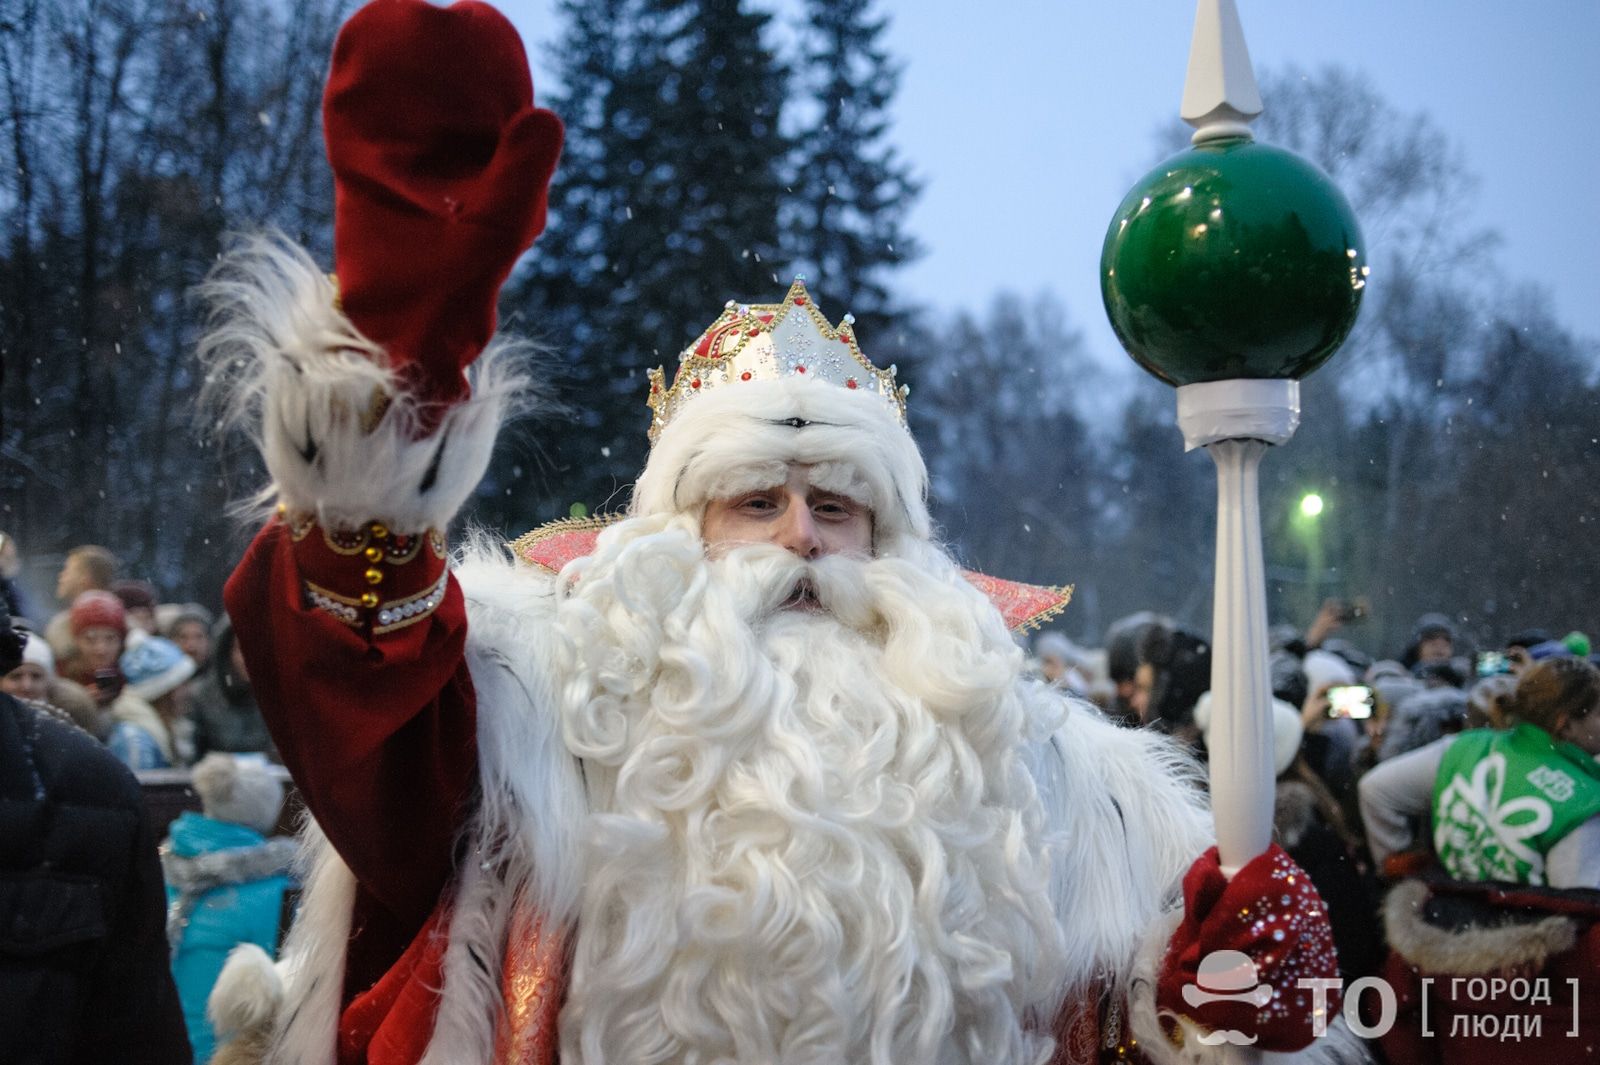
551, 516, 1068, 1065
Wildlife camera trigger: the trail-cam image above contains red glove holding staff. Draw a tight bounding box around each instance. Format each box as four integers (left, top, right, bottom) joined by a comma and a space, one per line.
1158, 844, 1341, 1051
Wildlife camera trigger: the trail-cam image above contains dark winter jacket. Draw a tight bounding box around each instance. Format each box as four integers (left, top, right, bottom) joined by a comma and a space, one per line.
0, 692, 190, 1064
190, 618, 275, 759
1274, 779, 1384, 982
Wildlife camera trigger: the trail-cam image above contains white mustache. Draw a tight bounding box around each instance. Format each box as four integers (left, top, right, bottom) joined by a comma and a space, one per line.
707, 544, 879, 630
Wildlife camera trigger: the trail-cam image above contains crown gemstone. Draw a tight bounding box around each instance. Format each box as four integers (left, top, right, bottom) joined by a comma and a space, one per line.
846, 378, 858, 389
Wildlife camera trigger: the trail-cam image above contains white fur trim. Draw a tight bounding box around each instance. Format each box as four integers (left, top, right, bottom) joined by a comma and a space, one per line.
267, 820, 354, 1065
416, 540, 593, 1062
631, 377, 931, 552
1382, 878, 1576, 974
126, 652, 197, 703
417, 850, 509, 1065
1026, 698, 1215, 998
198, 231, 533, 532
456, 537, 590, 927
209, 943, 282, 1040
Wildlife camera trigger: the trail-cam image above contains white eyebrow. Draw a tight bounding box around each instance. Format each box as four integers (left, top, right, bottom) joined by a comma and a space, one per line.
697, 461, 791, 503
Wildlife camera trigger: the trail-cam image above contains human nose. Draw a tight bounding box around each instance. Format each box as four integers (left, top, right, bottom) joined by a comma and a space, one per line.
774, 494, 822, 558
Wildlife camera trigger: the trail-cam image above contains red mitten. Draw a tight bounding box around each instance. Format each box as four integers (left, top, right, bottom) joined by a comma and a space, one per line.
1156, 844, 1339, 1051
324, 0, 564, 418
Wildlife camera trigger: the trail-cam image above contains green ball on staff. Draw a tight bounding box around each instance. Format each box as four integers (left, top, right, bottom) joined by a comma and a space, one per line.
1101, 137, 1366, 386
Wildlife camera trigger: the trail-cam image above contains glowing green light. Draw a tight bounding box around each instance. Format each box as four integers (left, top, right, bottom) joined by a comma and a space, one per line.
1300, 493, 1325, 518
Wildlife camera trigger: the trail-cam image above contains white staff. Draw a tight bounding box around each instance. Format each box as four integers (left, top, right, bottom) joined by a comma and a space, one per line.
1102, 3, 1368, 1056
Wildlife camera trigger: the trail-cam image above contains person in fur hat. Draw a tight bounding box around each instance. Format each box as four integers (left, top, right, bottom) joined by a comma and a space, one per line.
202, 3, 1353, 1063
107, 634, 197, 769
189, 616, 276, 760
164, 754, 296, 1064
164, 602, 216, 671
0, 628, 106, 738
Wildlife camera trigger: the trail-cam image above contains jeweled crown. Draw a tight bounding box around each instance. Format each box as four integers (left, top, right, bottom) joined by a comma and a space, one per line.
646, 277, 909, 444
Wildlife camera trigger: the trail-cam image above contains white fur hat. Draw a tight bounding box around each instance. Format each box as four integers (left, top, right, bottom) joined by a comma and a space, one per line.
120, 633, 197, 702
1301, 649, 1357, 694
631, 377, 931, 553
1192, 692, 1306, 777
20, 632, 54, 673
191, 753, 286, 836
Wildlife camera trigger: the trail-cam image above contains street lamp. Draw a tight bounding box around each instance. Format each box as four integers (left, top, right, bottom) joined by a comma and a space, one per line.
1294, 492, 1326, 619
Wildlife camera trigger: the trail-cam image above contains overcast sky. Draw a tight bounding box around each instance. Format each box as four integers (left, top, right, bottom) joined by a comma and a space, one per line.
496, 1, 1600, 371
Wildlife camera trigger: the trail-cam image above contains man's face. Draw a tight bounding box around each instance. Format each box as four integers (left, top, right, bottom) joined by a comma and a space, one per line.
75, 625, 122, 671
1040, 655, 1066, 683
1, 663, 49, 702
56, 557, 88, 602
172, 620, 210, 665
1129, 663, 1155, 723
701, 464, 872, 561
1417, 634, 1453, 664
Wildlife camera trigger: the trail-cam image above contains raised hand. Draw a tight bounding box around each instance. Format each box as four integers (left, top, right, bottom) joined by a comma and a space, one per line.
324, 0, 564, 419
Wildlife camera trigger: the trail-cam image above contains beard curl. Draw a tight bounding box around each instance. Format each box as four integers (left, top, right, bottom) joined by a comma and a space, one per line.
551, 519, 1068, 1065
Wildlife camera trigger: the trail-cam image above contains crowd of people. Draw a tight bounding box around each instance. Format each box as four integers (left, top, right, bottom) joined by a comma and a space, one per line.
1031, 600, 1600, 1058
5, 524, 1598, 1063
1, 540, 273, 772
0, 534, 286, 1064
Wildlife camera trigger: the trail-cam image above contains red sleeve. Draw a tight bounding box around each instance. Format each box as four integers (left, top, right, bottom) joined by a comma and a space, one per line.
224, 516, 478, 933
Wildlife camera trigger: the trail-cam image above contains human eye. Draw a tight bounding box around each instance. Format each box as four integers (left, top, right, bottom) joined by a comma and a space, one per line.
736, 493, 779, 513
813, 497, 855, 520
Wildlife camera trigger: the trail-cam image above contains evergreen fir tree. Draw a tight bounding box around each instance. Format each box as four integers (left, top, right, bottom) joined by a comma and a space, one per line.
787, 0, 920, 349
498, 0, 793, 524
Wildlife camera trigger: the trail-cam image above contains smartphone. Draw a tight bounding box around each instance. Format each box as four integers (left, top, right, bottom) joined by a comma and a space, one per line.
1337, 597, 1370, 623
1326, 684, 1374, 720
92, 668, 123, 696
1476, 651, 1512, 677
